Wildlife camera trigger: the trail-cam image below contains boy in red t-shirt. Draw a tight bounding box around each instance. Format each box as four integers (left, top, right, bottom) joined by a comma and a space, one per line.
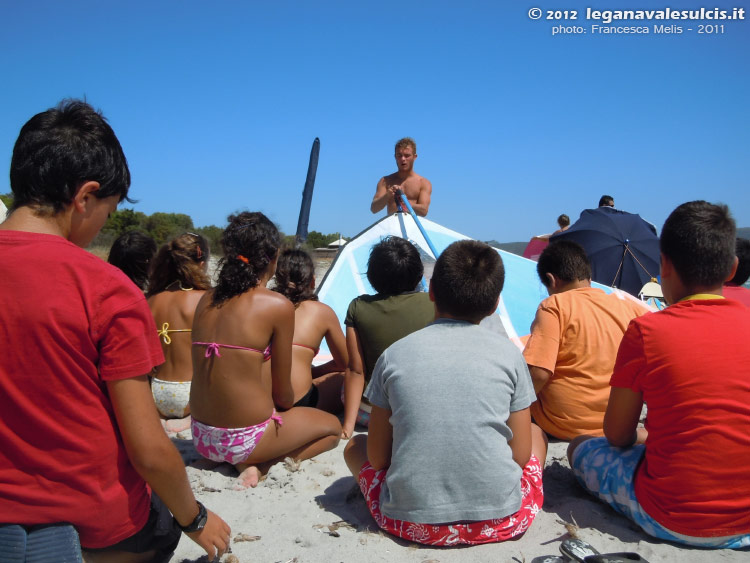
0, 100, 230, 560
568, 200, 750, 548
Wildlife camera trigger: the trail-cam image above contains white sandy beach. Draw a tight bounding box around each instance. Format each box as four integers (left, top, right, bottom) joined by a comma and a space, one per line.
168, 430, 747, 563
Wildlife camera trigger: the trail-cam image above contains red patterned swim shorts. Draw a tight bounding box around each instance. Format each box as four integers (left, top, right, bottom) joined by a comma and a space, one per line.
358, 455, 544, 546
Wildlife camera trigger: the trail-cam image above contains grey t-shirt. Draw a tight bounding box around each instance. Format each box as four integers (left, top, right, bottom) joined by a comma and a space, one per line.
364, 318, 535, 524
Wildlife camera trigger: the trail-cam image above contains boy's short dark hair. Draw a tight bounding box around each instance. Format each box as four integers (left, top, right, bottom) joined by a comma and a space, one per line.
537, 240, 591, 288
367, 236, 424, 295
431, 240, 504, 322
598, 195, 614, 207
660, 201, 736, 289
10, 99, 131, 214
729, 237, 750, 286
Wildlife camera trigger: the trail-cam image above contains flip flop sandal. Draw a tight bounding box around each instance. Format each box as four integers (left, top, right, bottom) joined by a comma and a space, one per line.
560, 538, 600, 562
584, 554, 650, 563
531, 557, 568, 563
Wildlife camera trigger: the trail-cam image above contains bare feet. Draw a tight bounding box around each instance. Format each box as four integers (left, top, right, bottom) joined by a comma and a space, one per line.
164, 415, 192, 434
234, 464, 263, 489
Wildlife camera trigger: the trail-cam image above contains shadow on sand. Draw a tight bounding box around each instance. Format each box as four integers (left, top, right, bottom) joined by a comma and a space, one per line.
312, 476, 431, 549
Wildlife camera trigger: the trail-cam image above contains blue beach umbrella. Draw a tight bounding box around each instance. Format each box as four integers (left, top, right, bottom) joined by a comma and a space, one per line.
552, 207, 660, 296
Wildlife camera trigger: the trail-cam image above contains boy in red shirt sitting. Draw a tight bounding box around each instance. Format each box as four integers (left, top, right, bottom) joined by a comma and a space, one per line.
0, 100, 230, 561
568, 200, 750, 548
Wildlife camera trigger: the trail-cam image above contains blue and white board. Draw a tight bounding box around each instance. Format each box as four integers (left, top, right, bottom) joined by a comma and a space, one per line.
314, 212, 646, 358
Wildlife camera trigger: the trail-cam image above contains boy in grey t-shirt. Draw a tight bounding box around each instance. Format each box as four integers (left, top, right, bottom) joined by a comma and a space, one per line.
344, 240, 548, 546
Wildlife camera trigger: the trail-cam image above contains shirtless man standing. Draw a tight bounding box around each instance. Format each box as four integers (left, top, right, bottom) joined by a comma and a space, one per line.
371, 137, 432, 217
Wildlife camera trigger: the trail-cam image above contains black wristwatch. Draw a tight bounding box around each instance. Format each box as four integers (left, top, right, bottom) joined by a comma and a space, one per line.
179, 501, 207, 533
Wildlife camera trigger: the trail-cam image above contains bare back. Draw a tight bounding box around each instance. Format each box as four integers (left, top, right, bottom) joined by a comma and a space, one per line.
148, 288, 205, 383
269, 300, 347, 403
190, 287, 295, 428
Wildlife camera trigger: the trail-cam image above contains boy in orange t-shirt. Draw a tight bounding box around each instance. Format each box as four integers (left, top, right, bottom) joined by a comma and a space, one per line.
523, 241, 649, 439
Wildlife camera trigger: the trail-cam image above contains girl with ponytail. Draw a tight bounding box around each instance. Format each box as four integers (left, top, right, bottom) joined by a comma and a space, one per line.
147, 232, 211, 427
190, 212, 341, 488
270, 249, 347, 412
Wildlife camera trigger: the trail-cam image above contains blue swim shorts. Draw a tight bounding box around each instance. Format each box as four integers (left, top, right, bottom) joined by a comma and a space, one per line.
571, 437, 750, 549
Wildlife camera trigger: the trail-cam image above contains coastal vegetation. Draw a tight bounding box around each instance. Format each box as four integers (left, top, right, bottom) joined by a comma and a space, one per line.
2, 193, 347, 257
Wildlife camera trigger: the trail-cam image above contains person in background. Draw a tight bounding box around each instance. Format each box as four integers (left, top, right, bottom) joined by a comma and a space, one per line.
598, 195, 615, 207
108, 230, 157, 292
555, 214, 570, 233
0, 100, 229, 561
533, 213, 571, 242
147, 232, 211, 430
569, 201, 750, 548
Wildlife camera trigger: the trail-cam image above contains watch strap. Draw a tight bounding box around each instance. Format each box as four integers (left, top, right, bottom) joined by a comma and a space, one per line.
179, 501, 207, 533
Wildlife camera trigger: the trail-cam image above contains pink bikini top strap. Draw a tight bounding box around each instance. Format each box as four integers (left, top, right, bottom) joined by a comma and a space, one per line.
193, 341, 270, 360
193, 342, 222, 357
292, 342, 320, 355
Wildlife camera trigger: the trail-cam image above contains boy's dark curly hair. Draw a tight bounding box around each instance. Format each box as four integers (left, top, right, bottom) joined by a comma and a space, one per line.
212, 211, 281, 306
11, 99, 132, 214
147, 232, 211, 297
273, 248, 318, 306
366, 236, 424, 295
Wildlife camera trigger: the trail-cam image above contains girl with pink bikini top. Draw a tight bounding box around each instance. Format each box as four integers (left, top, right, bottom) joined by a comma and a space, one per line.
188, 212, 341, 488
269, 249, 348, 413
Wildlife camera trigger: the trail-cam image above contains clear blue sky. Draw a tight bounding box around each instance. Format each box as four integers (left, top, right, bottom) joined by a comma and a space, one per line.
2, 1, 748, 242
